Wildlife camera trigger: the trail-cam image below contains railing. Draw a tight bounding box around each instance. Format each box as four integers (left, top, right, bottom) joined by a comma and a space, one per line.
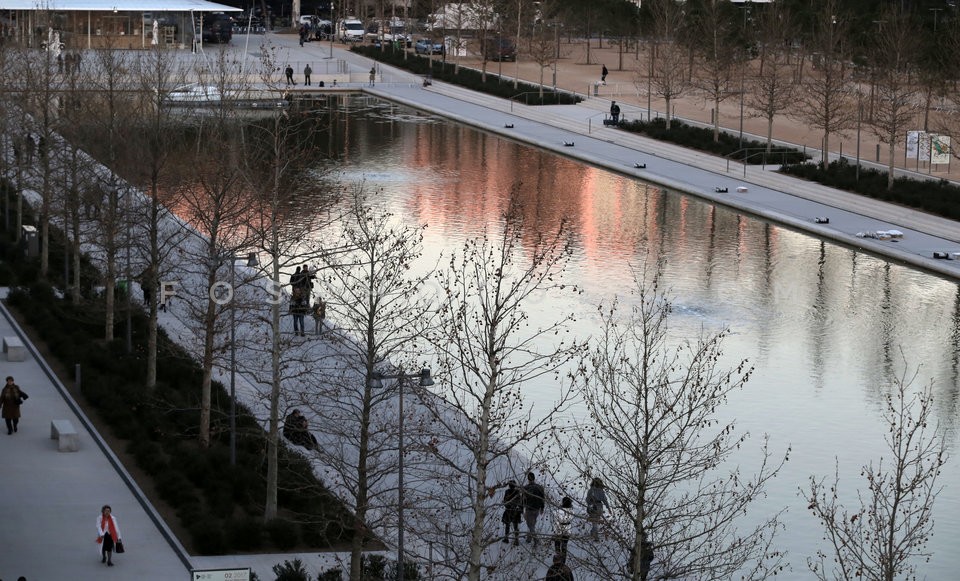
725, 147, 809, 177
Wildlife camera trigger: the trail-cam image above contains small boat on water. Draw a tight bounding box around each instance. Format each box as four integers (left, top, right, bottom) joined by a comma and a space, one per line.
163, 84, 289, 110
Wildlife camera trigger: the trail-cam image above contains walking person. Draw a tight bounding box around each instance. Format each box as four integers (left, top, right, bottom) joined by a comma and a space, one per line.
554, 495, 574, 557
585, 477, 609, 539
610, 101, 621, 123
304, 63, 312, 86
1, 376, 28, 435
369, 66, 376, 87
522, 471, 547, 544
501, 480, 522, 545
96, 505, 123, 566
601, 64, 608, 84
285, 64, 296, 86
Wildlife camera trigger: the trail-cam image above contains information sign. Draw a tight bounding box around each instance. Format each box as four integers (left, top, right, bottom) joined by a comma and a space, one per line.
191, 568, 251, 581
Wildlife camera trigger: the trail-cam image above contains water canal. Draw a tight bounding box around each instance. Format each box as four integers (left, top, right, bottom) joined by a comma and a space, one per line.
305, 93, 960, 575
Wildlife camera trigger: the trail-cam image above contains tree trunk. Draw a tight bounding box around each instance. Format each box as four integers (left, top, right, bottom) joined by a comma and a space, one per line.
265, 251, 281, 522
199, 267, 218, 448
349, 387, 373, 581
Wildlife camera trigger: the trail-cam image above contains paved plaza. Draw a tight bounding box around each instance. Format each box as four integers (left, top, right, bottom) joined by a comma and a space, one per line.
2, 32, 959, 581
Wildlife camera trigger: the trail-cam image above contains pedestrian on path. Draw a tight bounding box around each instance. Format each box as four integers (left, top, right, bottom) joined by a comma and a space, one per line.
285, 65, 295, 86
585, 477, 609, 539
1, 376, 28, 435
96, 505, 123, 566
369, 66, 376, 87
610, 101, 620, 123
304, 63, 312, 86
522, 471, 547, 544
553, 495, 574, 557
601, 64, 608, 84
501, 480, 522, 545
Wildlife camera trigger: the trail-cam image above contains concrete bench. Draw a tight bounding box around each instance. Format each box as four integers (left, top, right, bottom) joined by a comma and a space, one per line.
50, 419, 79, 452
3, 335, 26, 362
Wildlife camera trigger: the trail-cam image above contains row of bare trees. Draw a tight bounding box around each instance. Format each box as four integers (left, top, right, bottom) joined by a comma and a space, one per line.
0, 29, 949, 581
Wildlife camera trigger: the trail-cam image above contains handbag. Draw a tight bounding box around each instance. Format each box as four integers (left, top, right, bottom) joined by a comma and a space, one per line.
115, 540, 125, 553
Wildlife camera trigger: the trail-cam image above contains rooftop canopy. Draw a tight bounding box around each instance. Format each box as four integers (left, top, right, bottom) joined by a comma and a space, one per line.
0, 0, 241, 10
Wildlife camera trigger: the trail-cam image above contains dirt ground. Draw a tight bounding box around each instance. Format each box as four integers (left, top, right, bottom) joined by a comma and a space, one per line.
450, 38, 959, 182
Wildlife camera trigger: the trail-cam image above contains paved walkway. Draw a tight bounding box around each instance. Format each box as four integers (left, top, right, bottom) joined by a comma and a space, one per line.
4, 32, 960, 581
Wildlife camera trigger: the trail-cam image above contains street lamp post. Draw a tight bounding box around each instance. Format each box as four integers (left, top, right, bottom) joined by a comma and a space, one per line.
221, 251, 258, 466
367, 368, 434, 580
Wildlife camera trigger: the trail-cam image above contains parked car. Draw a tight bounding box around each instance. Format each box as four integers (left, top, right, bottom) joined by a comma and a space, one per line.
337, 18, 364, 42
484, 37, 516, 62
415, 38, 444, 55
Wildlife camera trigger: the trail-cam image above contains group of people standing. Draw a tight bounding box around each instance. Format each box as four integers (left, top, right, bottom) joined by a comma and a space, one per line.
500, 473, 630, 580
289, 264, 323, 336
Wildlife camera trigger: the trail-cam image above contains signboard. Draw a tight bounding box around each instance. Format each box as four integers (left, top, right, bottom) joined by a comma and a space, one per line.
918, 132, 932, 164
191, 568, 251, 581
930, 134, 951, 164
906, 130, 921, 160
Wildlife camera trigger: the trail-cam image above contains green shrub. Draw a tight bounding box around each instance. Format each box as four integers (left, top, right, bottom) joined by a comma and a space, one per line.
228, 516, 263, 551
265, 518, 300, 550
352, 45, 582, 105
190, 519, 227, 555
780, 158, 960, 221
156, 471, 200, 507
618, 118, 809, 164
318, 568, 344, 581
272, 558, 311, 581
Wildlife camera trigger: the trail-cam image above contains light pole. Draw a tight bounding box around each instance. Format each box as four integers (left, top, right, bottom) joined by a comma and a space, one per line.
221, 251, 259, 466
931, 8, 943, 33
367, 368, 435, 580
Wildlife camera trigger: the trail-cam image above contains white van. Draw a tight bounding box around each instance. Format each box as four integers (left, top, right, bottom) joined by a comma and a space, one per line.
337, 18, 364, 42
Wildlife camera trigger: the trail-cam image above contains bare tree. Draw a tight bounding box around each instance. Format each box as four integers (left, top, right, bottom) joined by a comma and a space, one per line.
304, 187, 432, 581
794, 1, 856, 169
418, 194, 583, 581
867, 9, 922, 190
82, 46, 139, 342
241, 41, 340, 521
168, 48, 258, 448
746, 4, 797, 151
805, 361, 947, 581
691, 0, 739, 142
529, 16, 559, 98
559, 260, 788, 581
640, 0, 690, 129
18, 17, 67, 280
128, 44, 192, 388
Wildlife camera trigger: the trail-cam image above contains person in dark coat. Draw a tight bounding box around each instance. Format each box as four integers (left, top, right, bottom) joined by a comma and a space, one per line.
283, 409, 318, 450
585, 477, 610, 538
501, 480, 522, 545
0, 376, 29, 435
285, 65, 296, 85
522, 471, 547, 544
601, 64, 608, 84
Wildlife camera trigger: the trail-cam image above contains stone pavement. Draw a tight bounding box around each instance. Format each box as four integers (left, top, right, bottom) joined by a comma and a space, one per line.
3, 32, 960, 581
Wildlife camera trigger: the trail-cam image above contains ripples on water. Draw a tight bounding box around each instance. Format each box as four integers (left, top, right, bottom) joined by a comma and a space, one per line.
317, 95, 960, 576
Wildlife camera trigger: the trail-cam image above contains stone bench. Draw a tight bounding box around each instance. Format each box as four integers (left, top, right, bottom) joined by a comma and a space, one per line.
3, 335, 26, 362
50, 419, 79, 452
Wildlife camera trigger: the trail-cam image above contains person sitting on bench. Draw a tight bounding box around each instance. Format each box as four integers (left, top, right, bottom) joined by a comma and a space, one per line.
282, 409, 318, 450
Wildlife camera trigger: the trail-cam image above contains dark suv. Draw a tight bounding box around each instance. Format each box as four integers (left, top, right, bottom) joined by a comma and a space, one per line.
485, 38, 516, 61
